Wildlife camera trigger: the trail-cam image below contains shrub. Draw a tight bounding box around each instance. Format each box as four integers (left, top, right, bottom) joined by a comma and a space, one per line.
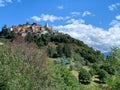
78, 68, 91, 84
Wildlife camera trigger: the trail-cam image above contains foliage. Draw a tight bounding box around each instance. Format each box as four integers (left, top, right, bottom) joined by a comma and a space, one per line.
48, 45, 57, 58
98, 70, 108, 83
63, 44, 71, 57
47, 60, 81, 90
89, 68, 96, 76
0, 45, 42, 90
56, 44, 63, 57
100, 64, 116, 75
2, 23, 120, 89
25, 32, 34, 42
78, 68, 91, 84
0, 42, 81, 90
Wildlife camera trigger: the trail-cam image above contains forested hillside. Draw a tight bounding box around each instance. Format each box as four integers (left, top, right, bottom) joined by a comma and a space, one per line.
0, 23, 120, 90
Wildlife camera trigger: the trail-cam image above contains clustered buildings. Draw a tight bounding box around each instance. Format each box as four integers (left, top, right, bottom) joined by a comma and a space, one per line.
2, 22, 62, 37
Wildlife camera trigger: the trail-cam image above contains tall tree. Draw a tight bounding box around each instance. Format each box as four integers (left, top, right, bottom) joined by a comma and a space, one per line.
63, 44, 71, 57
56, 44, 63, 57
78, 68, 91, 84
1, 25, 8, 37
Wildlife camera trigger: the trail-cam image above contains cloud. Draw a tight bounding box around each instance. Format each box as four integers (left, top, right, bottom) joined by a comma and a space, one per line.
108, 3, 120, 11
70, 12, 80, 16
66, 18, 85, 24
57, 5, 64, 9
110, 15, 120, 26
82, 11, 92, 17
41, 14, 63, 22
0, 0, 5, 7
116, 15, 120, 20
31, 16, 41, 22
31, 14, 63, 22
0, 0, 20, 7
54, 18, 120, 53
0, 0, 13, 7
110, 20, 120, 26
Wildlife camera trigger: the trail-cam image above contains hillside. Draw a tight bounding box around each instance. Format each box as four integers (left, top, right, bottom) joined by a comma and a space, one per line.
0, 23, 120, 90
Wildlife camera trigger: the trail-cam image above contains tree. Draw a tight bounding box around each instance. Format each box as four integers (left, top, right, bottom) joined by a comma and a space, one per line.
63, 44, 71, 57
98, 70, 108, 83
7, 31, 15, 41
78, 68, 91, 84
100, 64, 116, 75
56, 44, 63, 57
92, 63, 100, 74
111, 82, 120, 90
1, 25, 8, 37
48, 46, 57, 58
25, 32, 34, 42
89, 68, 96, 76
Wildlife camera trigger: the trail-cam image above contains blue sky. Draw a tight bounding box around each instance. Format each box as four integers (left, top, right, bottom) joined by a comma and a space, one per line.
0, 0, 120, 52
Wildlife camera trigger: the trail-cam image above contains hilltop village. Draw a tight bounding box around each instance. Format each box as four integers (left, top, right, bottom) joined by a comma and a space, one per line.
1, 22, 60, 37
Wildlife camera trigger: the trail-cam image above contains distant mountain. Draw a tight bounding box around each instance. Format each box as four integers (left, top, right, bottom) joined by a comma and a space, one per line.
103, 52, 111, 57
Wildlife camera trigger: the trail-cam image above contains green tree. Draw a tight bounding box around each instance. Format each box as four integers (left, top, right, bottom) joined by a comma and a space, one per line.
48, 46, 57, 58
25, 32, 34, 42
1, 25, 8, 37
92, 63, 100, 74
78, 68, 91, 84
7, 31, 15, 41
63, 44, 71, 57
56, 44, 63, 57
98, 70, 108, 83
100, 64, 116, 75
89, 68, 96, 76
111, 82, 120, 90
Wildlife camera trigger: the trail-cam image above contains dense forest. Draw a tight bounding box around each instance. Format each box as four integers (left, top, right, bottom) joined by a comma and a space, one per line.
0, 24, 120, 90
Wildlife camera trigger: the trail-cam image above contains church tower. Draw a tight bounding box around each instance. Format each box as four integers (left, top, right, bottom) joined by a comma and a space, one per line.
45, 22, 49, 28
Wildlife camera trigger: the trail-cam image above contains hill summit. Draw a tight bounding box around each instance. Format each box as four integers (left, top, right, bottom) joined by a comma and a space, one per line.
0, 22, 61, 37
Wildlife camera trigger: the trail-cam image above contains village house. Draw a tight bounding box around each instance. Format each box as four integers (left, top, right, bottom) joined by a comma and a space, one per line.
4, 22, 60, 37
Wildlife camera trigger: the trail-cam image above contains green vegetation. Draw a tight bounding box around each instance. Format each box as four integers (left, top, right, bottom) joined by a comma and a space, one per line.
79, 68, 91, 84
1, 24, 120, 89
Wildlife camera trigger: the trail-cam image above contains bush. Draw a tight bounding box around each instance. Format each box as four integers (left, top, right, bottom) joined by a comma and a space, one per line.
78, 68, 91, 84
98, 70, 108, 83
100, 64, 116, 75
89, 68, 96, 76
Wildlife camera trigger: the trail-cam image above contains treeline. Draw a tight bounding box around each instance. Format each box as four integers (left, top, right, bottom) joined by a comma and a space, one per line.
0, 25, 15, 41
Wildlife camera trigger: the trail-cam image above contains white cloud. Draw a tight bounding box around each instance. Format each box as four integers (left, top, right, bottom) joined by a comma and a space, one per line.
0, 0, 5, 7
82, 11, 91, 17
41, 14, 63, 22
70, 12, 80, 16
57, 5, 64, 9
66, 18, 85, 24
31, 16, 41, 22
116, 15, 120, 20
54, 18, 120, 53
0, 0, 12, 7
110, 20, 120, 26
0, 0, 20, 7
31, 14, 63, 22
108, 3, 120, 11
110, 15, 120, 26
